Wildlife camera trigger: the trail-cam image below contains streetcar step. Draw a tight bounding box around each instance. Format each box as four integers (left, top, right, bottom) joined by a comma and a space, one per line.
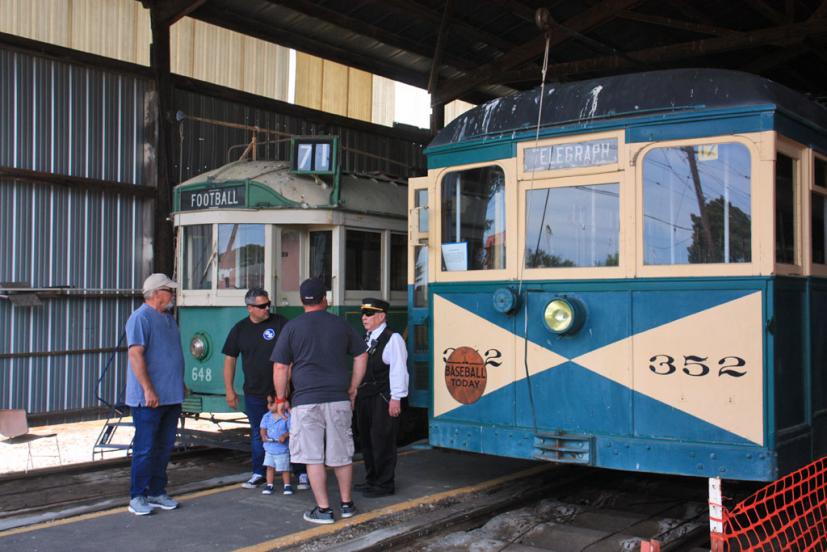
533, 432, 593, 465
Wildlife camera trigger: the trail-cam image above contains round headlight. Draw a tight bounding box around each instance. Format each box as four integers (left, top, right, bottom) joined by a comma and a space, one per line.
543, 297, 584, 335
190, 333, 209, 360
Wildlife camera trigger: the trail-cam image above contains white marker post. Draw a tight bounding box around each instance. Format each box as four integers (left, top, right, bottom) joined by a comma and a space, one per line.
709, 476, 724, 551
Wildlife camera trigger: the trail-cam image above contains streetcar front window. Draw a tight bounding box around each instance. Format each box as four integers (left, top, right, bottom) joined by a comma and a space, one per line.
183, 224, 213, 290
346, 230, 381, 291
309, 230, 332, 290
525, 184, 620, 268
440, 166, 506, 271
643, 143, 751, 265
217, 224, 265, 289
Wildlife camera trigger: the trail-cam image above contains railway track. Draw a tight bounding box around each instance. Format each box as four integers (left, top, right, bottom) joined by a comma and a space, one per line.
290, 466, 760, 552
0, 447, 249, 531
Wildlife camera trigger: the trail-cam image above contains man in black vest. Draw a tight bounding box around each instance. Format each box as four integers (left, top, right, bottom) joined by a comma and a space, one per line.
356, 298, 408, 497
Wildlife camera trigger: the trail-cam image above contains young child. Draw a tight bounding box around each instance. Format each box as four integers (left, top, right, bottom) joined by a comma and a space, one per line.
259, 395, 293, 495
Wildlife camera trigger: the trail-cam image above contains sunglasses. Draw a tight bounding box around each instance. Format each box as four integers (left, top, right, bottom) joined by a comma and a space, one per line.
249, 302, 271, 309
361, 310, 381, 317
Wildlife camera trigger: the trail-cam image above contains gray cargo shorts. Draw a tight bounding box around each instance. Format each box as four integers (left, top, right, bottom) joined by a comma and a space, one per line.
289, 401, 354, 467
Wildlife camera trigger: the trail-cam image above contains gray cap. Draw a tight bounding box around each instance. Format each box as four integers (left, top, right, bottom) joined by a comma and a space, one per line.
142, 273, 178, 294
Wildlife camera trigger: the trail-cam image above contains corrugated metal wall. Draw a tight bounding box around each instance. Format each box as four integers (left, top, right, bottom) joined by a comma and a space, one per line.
175, 89, 425, 182
0, 48, 151, 415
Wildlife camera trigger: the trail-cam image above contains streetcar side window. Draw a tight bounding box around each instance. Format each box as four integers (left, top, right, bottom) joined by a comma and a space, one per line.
217, 224, 265, 289
309, 230, 332, 290
813, 157, 827, 265
642, 143, 752, 265
440, 166, 506, 271
345, 229, 381, 291
390, 233, 407, 291
183, 224, 213, 290
525, 184, 620, 268
776, 154, 797, 265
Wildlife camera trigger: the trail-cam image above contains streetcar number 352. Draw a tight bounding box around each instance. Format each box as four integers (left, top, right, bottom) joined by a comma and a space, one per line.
648, 355, 746, 378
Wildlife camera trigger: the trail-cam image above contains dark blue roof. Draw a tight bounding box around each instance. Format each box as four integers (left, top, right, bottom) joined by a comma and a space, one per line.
429, 69, 827, 148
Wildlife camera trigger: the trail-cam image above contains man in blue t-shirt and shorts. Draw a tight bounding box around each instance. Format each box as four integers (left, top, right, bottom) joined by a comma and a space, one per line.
271, 277, 368, 524
125, 273, 185, 516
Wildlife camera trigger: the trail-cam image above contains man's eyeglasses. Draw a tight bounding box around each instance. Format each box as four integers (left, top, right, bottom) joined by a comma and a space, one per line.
249, 302, 271, 309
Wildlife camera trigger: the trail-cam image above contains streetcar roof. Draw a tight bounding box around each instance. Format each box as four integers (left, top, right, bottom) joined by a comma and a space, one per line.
173, 159, 406, 217
428, 68, 827, 149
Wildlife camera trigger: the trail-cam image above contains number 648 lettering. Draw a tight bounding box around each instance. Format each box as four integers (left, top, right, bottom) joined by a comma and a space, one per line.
648, 354, 746, 377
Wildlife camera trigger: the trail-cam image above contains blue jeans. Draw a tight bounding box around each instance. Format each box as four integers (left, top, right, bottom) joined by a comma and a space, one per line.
244, 394, 268, 477
130, 404, 181, 498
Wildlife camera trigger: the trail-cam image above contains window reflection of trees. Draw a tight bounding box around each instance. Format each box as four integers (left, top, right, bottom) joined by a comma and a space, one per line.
525, 184, 620, 268
218, 224, 265, 289
643, 144, 751, 265
440, 167, 506, 271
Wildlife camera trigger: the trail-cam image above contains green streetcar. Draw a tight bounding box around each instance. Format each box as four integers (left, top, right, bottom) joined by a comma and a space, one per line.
172, 136, 409, 414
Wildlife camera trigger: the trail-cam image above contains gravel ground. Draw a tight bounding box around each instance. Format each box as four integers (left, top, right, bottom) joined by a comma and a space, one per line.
0, 414, 244, 475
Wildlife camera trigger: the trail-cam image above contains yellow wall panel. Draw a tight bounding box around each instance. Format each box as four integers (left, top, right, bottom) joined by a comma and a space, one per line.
241, 35, 289, 101
193, 22, 243, 90
372, 75, 395, 127
1, 0, 70, 48
171, 17, 195, 77
70, 0, 148, 64
295, 51, 323, 110
347, 67, 372, 122
321, 60, 349, 117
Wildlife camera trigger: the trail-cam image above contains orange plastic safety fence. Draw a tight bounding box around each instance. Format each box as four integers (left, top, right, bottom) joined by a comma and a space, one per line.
714, 456, 827, 551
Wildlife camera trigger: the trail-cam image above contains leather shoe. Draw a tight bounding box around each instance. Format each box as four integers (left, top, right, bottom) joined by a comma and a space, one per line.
354, 482, 371, 491
362, 487, 394, 498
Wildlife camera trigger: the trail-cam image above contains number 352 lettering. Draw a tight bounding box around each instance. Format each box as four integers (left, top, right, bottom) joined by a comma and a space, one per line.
648, 355, 746, 378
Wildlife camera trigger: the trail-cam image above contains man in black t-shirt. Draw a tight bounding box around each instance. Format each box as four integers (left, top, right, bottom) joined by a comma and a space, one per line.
271, 277, 368, 524
222, 287, 288, 489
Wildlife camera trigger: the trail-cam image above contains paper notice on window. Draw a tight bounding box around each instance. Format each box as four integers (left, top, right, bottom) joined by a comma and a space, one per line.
442, 242, 468, 271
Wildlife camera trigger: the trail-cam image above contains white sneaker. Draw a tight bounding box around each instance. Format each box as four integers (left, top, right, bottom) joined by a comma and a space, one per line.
241, 474, 265, 489
297, 473, 310, 490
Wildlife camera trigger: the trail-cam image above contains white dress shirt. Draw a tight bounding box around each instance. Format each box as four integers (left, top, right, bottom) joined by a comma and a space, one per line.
367, 322, 409, 400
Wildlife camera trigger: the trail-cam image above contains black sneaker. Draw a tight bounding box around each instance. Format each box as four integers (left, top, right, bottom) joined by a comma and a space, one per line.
303, 506, 335, 524
362, 486, 394, 498
340, 501, 356, 518
241, 474, 265, 489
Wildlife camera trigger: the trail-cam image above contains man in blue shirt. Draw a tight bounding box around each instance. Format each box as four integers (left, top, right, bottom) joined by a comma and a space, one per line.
125, 273, 185, 516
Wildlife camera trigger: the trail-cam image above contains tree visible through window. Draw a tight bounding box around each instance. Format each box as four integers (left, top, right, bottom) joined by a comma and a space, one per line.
643, 143, 751, 265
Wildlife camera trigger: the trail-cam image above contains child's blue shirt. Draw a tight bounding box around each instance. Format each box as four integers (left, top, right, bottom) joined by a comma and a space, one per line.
260, 411, 290, 455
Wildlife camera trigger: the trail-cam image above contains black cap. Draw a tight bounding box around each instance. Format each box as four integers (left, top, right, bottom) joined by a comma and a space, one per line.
361, 297, 389, 313
300, 278, 326, 304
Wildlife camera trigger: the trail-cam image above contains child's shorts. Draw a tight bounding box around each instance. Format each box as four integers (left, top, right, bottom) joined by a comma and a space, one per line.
263, 452, 291, 472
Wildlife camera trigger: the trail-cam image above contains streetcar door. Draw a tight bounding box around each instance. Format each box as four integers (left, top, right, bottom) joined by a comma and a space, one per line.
408, 179, 431, 408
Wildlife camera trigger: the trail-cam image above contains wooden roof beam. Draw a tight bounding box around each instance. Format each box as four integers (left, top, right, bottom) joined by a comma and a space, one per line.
139, 0, 205, 26
193, 6, 429, 89
381, 0, 518, 55
616, 11, 739, 37
543, 18, 827, 78
264, 0, 480, 71
433, 0, 644, 105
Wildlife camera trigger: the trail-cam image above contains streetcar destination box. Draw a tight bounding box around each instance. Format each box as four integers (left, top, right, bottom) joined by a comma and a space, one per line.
181, 185, 246, 210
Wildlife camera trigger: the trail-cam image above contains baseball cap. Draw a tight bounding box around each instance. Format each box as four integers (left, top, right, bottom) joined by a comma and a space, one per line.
361, 297, 389, 313
299, 277, 326, 304
142, 273, 178, 294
